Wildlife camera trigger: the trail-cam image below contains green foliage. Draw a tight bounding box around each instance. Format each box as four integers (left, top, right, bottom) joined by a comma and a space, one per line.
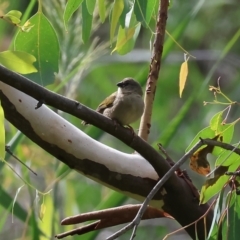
2, 10, 22, 24
0, 0, 240, 239
112, 9, 141, 54
110, 0, 125, 43
134, 0, 158, 27
14, 12, 60, 85
0, 50, 37, 74
63, 0, 84, 30
86, 0, 96, 15
82, 0, 93, 43
98, 0, 106, 23
0, 103, 5, 160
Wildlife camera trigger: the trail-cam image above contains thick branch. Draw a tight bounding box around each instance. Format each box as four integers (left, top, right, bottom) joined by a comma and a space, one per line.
0, 64, 175, 187
0, 65, 213, 239
138, 0, 168, 140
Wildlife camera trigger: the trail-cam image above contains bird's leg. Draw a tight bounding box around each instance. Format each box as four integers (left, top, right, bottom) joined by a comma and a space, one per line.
112, 119, 135, 135
125, 125, 136, 135
112, 118, 121, 131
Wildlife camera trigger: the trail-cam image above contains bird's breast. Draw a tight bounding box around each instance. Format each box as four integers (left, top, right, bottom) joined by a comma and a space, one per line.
104, 94, 144, 125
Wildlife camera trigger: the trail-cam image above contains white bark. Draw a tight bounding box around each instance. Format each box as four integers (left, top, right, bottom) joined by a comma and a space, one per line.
0, 82, 162, 207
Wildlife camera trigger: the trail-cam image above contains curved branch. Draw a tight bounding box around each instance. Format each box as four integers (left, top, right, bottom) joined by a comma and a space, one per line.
0, 64, 174, 186
0, 65, 213, 239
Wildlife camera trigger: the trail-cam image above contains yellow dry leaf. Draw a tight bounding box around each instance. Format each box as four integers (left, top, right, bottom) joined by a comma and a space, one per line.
179, 60, 188, 98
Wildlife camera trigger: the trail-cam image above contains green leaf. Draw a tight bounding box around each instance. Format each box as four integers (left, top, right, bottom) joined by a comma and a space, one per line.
0, 50, 37, 74
86, 0, 96, 15
0, 102, 5, 160
114, 23, 141, 55
215, 148, 240, 167
221, 123, 234, 143
212, 123, 234, 156
228, 193, 240, 240
134, 0, 157, 27
3, 10, 22, 24
200, 159, 239, 204
82, 0, 93, 43
63, 0, 84, 30
112, 25, 135, 54
210, 111, 223, 133
200, 167, 230, 204
110, 0, 124, 43
14, 12, 60, 86
119, 0, 131, 28
185, 126, 215, 152
98, 0, 106, 23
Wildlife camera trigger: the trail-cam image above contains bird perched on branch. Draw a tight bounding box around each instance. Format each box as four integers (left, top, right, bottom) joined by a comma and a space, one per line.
82, 78, 144, 126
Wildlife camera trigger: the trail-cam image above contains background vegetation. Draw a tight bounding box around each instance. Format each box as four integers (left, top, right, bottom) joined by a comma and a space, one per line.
0, 0, 239, 239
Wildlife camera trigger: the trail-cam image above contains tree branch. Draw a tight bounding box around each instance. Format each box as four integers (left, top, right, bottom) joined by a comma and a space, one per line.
202, 139, 240, 155
55, 205, 170, 239
0, 64, 175, 187
0, 65, 213, 239
138, 0, 169, 140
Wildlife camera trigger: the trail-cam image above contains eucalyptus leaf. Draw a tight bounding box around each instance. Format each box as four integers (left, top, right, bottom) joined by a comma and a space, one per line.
14, 13, 60, 85
0, 50, 37, 74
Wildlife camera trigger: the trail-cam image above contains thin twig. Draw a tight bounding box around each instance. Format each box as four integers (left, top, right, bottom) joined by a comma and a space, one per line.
5, 146, 37, 175
138, 0, 169, 141
202, 139, 240, 155
107, 140, 203, 240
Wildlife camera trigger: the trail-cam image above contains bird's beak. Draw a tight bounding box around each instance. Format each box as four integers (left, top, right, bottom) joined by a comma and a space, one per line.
116, 81, 123, 87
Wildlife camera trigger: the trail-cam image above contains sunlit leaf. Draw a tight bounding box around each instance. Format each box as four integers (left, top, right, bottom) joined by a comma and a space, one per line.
179, 60, 188, 98
112, 26, 135, 54
134, 0, 157, 27
112, 25, 135, 54
63, 0, 83, 30
3, 10, 22, 24
210, 111, 223, 133
86, 0, 96, 15
215, 148, 240, 167
212, 123, 234, 156
110, 0, 124, 43
112, 6, 141, 55
200, 167, 230, 204
0, 50, 37, 74
82, 0, 93, 43
0, 102, 5, 160
200, 159, 239, 204
14, 12, 60, 85
39, 202, 46, 221
98, 0, 106, 23
221, 123, 234, 143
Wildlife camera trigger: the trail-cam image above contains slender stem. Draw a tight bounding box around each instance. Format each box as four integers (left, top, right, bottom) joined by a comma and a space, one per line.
138, 0, 169, 141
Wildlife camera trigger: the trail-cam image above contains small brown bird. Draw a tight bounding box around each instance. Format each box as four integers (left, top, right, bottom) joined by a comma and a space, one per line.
82, 78, 144, 126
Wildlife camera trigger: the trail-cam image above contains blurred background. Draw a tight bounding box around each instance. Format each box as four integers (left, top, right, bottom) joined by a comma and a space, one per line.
0, 0, 240, 239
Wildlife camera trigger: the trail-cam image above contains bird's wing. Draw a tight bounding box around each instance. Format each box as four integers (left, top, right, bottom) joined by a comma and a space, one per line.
96, 92, 117, 114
